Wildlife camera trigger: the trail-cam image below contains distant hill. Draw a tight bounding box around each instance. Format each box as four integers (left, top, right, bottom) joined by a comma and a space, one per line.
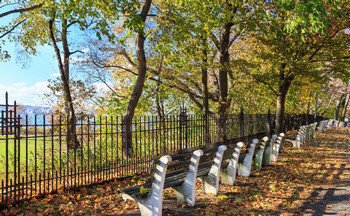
0, 105, 52, 125
18, 105, 52, 116
0, 105, 51, 116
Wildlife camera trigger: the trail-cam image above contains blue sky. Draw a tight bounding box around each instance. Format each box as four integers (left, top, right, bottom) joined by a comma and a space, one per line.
0, 42, 58, 106
0, 7, 114, 107
0, 8, 59, 107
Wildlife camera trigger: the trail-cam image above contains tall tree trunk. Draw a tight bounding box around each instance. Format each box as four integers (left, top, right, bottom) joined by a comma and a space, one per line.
276, 92, 287, 133
275, 63, 293, 133
218, 23, 233, 141
201, 35, 210, 146
307, 97, 311, 115
156, 79, 165, 120
156, 78, 167, 153
122, 0, 152, 158
342, 93, 350, 121
49, 17, 78, 149
61, 19, 79, 149
335, 94, 344, 120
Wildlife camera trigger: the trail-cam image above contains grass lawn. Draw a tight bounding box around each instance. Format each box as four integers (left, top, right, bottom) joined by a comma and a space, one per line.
0, 135, 110, 180
0, 136, 57, 178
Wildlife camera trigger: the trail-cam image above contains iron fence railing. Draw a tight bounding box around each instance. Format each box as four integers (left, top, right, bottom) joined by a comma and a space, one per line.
0, 93, 322, 208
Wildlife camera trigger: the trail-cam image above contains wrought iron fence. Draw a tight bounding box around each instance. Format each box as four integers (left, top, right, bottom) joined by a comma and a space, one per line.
0, 93, 320, 208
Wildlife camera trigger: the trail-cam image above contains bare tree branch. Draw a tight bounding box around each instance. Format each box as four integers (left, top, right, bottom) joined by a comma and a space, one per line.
0, 18, 25, 39
0, 3, 42, 18
227, 29, 244, 51
88, 71, 127, 98
69, 50, 84, 55
243, 71, 279, 96
210, 31, 220, 51
307, 27, 343, 62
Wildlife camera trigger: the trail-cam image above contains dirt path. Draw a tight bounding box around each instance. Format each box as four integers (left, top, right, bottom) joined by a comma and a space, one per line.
299, 129, 350, 216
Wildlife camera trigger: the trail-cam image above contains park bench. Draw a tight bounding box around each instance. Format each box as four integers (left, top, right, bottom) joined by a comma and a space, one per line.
220, 142, 244, 185
285, 123, 317, 148
329, 119, 348, 128
221, 136, 275, 184
262, 135, 277, 167
120, 145, 227, 215
237, 139, 258, 177
237, 135, 277, 177
270, 133, 285, 162
120, 131, 295, 216
119, 130, 298, 216
120, 155, 172, 216
252, 136, 269, 170
328, 119, 335, 127
324, 119, 350, 128
318, 120, 329, 132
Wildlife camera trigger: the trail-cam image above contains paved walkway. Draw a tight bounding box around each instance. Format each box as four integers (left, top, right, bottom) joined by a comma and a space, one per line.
300, 128, 350, 216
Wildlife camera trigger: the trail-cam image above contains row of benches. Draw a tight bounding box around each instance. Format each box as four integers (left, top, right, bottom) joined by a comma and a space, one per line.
120, 122, 321, 216
319, 119, 350, 130
285, 123, 317, 148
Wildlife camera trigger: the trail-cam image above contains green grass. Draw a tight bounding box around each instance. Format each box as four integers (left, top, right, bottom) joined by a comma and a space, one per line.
0, 137, 40, 161
0, 135, 115, 180
0, 136, 63, 178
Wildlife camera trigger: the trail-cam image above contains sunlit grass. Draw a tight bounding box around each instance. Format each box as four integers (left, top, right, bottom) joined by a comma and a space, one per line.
0, 137, 60, 178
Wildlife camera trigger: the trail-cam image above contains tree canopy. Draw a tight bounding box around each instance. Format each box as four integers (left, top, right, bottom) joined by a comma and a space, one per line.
1, 0, 350, 136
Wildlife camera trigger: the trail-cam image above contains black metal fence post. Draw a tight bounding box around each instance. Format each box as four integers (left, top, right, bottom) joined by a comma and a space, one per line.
204, 113, 210, 147
179, 106, 188, 151
239, 107, 245, 142
266, 109, 272, 136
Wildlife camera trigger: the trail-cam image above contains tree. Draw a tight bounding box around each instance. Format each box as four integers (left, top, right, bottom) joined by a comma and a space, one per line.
13, 0, 117, 149
0, 0, 42, 60
249, 0, 350, 132
155, 0, 255, 141
121, 0, 153, 157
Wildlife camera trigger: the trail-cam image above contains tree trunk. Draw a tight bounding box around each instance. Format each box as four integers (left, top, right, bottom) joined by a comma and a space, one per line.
335, 94, 344, 120
156, 78, 167, 154
122, 0, 152, 158
275, 63, 293, 134
342, 93, 350, 121
201, 35, 210, 146
218, 23, 233, 141
276, 92, 287, 134
62, 19, 79, 149
49, 17, 78, 150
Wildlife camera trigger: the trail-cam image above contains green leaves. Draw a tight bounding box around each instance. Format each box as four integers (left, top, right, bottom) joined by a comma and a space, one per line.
139, 186, 150, 194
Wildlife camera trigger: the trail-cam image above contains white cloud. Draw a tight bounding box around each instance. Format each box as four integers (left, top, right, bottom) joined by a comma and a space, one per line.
51, 72, 60, 77
82, 48, 90, 53
93, 82, 112, 93
0, 81, 111, 107
70, 56, 88, 63
0, 81, 50, 106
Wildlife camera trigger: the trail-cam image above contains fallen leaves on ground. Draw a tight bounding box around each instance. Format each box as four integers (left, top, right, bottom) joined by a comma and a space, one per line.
0, 128, 349, 216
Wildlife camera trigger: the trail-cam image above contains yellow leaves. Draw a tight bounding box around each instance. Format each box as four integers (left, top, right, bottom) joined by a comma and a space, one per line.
61, 194, 70, 202
217, 194, 229, 200
268, 183, 277, 191
79, 187, 87, 194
